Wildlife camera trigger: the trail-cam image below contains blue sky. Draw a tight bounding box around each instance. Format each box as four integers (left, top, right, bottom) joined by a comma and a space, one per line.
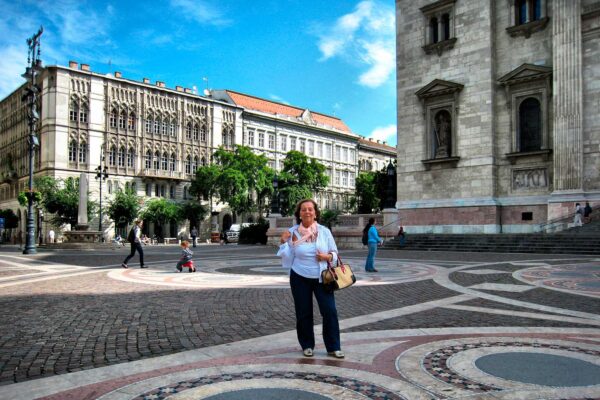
0, 0, 397, 146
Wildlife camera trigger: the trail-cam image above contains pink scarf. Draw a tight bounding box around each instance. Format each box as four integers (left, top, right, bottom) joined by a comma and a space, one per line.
294, 222, 318, 246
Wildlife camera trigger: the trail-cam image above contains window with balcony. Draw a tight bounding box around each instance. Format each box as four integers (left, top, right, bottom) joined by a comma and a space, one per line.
420, 0, 457, 56
507, 0, 548, 38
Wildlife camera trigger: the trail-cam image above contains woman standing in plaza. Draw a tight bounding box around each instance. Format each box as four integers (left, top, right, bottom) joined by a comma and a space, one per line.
277, 199, 344, 358
364, 217, 382, 272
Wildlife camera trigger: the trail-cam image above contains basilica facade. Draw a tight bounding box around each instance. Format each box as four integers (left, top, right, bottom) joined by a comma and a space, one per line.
395, 0, 600, 233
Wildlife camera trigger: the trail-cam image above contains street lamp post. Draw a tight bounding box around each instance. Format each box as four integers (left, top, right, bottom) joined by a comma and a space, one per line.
384, 160, 396, 209
22, 26, 43, 255
270, 174, 280, 216
95, 150, 109, 242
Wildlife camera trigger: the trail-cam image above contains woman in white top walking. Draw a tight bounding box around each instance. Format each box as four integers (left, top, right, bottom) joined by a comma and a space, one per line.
277, 199, 344, 358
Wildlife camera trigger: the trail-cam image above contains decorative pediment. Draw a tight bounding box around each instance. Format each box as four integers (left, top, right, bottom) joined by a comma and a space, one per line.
415, 79, 464, 99
498, 64, 552, 86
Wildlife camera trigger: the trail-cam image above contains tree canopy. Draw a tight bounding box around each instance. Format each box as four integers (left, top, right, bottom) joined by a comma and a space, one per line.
34, 176, 96, 227
106, 189, 141, 228
278, 151, 328, 216
354, 172, 380, 213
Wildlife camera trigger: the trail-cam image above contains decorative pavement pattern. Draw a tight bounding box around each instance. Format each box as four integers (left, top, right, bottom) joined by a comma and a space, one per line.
0, 245, 598, 400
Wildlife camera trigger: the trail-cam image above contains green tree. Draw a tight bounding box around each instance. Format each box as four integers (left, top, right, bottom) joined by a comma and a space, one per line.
34, 176, 97, 227
278, 150, 329, 216
179, 201, 208, 228
106, 189, 141, 228
0, 209, 18, 229
140, 198, 183, 240
355, 172, 380, 213
211, 146, 274, 218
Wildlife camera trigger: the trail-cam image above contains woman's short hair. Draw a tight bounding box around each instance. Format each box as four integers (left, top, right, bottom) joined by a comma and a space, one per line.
294, 199, 321, 224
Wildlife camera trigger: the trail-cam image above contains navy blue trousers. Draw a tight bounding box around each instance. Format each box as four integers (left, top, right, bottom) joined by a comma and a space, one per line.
289, 269, 340, 352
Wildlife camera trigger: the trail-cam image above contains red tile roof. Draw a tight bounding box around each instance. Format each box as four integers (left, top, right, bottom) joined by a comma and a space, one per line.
358, 137, 396, 153
225, 90, 351, 133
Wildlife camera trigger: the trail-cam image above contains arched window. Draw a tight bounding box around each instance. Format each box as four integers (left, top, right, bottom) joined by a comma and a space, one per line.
519, 98, 541, 152
193, 124, 199, 140
69, 140, 77, 162
154, 117, 160, 134
201, 157, 207, 166
430, 17, 438, 43
441, 14, 450, 41
110, 109, 118, 128
169, 185, 175, 199
131, 182, 137, 193
127, 148, 135, 168
119, 111, 126, 129
145, 150, 152, 169
185, 155, 191, 174
145, 115, 152, 133
79, 103, 88, 123
78, 142, 87, 163
162, 152, 168, 170
69, 100, 79, 122
160, 185, 166, 197
162, 119, 168, 135
155, 184, 160, 197
183, 186, 188, 200
153, 151, 160, 170
192, 156, 198, 173
108, 181, 113, 194
186, 122, 192, 139
170, 119, 176, 136
170, 153, 176, 171
200, 125, 207, 142
128, 112, 136, 130
109, 146, 117, 166
118, 146, 126, 167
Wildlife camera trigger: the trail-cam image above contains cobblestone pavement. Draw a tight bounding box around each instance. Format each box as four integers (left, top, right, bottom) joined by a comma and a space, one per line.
0, 244, 598, 399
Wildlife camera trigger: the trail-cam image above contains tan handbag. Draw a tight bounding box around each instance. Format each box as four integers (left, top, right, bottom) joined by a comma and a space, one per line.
322, 255, 356, 292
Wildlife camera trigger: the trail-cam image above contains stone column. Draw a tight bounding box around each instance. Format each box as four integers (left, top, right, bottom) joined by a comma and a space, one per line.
552, 0, 583, 192
77, 172, 89, 230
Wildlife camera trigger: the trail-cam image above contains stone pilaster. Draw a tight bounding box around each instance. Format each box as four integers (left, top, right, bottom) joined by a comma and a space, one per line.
552, 0, 583, 192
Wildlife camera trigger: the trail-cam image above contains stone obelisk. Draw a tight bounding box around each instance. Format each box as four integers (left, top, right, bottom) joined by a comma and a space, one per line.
76, 172, 89, 230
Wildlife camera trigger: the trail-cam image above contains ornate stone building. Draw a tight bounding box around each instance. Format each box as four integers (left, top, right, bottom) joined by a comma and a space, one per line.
211, 90, 360, 211
395, 0, 600, 233
357, 137, 396, 173
1, 61, 393, 241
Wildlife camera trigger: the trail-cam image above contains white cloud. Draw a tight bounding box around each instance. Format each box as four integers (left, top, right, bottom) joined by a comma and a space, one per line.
269, 94, 290, 105
0, 45, 27, 98
316, 0, 395, 88
368, 124, 397, 145
170, 0, 231, 26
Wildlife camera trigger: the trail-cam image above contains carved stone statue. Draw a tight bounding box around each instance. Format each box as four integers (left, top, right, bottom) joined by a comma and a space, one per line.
434, 112, 451, 158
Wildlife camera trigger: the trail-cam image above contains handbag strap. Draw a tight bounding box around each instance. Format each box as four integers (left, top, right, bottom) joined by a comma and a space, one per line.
326, 259, 338, 279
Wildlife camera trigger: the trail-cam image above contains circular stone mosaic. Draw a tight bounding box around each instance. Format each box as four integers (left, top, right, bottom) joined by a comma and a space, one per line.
475, 352, 600, 387
107, 258, 438, 289
514, 262, 600, 298
132, 371, 405, 400
202, 388, 331, 400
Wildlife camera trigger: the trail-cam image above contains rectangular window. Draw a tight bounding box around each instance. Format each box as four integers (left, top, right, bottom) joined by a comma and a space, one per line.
316, 142, 323, 158
145, 119, 151, 133
342, 171, 348, 187
349, 149, 355, 163
335, 170, 341, 185
300, 139, 306, 153
280, 135, 287, 151
79, 109, 88, 123
290, 137, 296, 151
325, 143, 332, 159
268, 134, 275, 150
248, 130, 255, 146
258, 132, 265, 148
335, 146, 341, 161
342, 147, 348, 163
349, 172, 355, 188
308, 141, 314, 156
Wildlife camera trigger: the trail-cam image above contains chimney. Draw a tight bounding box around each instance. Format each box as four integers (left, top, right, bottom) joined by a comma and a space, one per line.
184, 88, 192, 94
143, 78, 150, 84
156, 81, 165, 88
69, 60, 78, 69
175, 86, 183, 92
80, 64, 90, 71
114, 71, 122, 78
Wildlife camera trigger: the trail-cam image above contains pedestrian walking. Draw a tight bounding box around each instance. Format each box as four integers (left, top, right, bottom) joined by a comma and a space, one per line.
364, 217, 382, 272
574, 203, 583, 226
584, 201, 592, 223
190, 226, 198, 248
175, 240, 196, 272
47, 229, 55, 244
121, 220, 147, 269
277, 198, 344, 359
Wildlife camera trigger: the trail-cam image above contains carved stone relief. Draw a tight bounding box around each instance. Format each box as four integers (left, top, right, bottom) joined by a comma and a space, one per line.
512, 168, 548, 190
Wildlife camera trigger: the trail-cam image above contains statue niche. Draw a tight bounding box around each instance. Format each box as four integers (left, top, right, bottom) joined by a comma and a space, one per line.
433, 110, 451, 158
